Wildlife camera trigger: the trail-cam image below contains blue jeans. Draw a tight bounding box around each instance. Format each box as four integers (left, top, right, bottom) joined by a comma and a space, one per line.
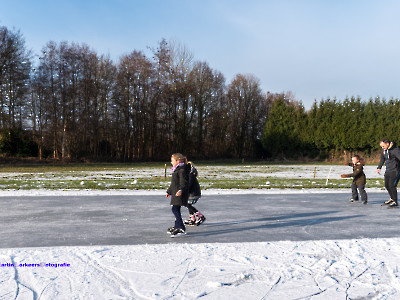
171, 205, 185, 230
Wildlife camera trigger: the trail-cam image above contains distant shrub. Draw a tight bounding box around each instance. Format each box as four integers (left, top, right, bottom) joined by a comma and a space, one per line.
0, 128, 38, 157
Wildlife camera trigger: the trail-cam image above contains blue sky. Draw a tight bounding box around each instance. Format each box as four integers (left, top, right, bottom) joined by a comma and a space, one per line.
1, 0, 400, 109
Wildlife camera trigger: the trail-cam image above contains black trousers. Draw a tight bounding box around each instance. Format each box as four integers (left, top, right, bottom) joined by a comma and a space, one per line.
384, 171, 399, 202
351, 183, 367, 202
187, 204, 198, 215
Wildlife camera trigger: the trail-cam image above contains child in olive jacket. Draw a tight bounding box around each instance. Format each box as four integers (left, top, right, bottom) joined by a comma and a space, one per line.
341, 155, 367, 204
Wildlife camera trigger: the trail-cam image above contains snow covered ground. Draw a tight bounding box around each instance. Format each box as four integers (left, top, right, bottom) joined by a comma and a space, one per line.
0, 165, 399, 299
0, 163, 386, 190
1, 237, 399, 299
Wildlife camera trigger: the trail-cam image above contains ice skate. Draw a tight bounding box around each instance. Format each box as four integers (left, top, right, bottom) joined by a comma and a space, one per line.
184, 215, 196, 226
170, 228, 186, 238
381, 199, 394, 206
194, 212, 206, 226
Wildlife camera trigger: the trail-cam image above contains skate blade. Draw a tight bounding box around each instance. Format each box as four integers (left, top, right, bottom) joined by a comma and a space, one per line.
170, 232, 187, 238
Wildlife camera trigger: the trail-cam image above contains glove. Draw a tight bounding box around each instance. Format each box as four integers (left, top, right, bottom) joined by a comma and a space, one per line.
340, 174, 347, 178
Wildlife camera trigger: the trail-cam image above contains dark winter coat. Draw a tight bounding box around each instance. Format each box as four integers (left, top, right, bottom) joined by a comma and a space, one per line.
187, 163, 201, 199
378, 141, 400, 173
167, 164, 189, 206
344, 162, 366, 186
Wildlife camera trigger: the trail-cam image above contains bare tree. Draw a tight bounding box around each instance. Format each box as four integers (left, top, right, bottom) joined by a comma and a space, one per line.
0, 26, 31, 129
226, 74, 267, 157
115, 50, 154, 160
189, 61, 226, 157
94, 55, 117, 158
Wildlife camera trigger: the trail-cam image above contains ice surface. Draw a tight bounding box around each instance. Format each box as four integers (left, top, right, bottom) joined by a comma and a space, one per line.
0, 164, 398, 299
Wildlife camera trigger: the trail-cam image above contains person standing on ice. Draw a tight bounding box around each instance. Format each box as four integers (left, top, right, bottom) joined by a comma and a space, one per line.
183, 158, 206, 226
377, 139, 400, 207
166, 153, 189, 237
341, 155, 367, 204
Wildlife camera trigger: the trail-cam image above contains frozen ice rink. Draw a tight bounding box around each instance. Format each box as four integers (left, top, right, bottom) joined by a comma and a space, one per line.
2, 190, 400, 299
1, 191, 398, 248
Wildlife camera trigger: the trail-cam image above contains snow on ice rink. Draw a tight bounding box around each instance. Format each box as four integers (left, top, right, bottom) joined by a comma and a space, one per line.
1, 237, 400, 299
0, 165, 400, 299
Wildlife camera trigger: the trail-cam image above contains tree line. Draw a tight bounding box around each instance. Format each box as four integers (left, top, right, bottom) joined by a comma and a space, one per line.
1, 26, 272, 161
1, 25, 399, 161
262, 97, 400, 160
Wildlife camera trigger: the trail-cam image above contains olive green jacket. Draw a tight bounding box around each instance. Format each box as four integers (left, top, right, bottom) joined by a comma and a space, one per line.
344, 162, 366, 186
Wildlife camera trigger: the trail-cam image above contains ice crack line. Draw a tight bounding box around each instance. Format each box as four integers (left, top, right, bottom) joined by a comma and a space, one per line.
37, 276, 58, 300
261, 275, 281, 300
10, 255, 38, 300
165, 258, 192, 299
75, 252, 150, 299
172, 259, 192, 294
293, 283, 328, 300
345, 263, 380, 299
294, 289, 328, 300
